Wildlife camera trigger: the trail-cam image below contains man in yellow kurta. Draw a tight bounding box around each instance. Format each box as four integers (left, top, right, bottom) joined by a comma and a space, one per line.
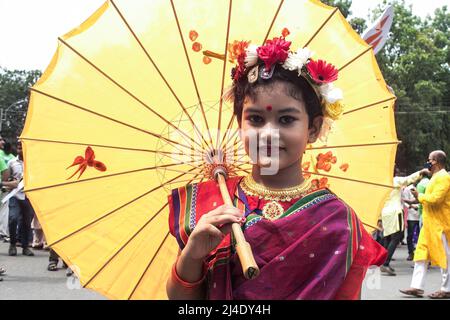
400, 150, 450, 299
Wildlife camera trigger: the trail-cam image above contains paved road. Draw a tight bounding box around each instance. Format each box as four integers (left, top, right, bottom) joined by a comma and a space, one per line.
0, 241, 104, 300
0, 240, 442, 300
361, 243, 442, 300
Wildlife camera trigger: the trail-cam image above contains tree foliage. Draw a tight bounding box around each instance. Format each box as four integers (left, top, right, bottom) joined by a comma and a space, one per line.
373, 1, 449, 171
0, 68, 41, 140
322, 0, 449, 171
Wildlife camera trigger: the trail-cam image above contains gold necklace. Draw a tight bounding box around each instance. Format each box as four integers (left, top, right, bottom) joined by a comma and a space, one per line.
240, 175, 312, 202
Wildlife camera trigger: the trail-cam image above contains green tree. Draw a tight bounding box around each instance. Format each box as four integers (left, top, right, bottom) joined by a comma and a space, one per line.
321, 0, 352, 18
372, 1, 449, 172
0, 68, 41, 140
320, 0, 367, 34
349, 17, 367, 35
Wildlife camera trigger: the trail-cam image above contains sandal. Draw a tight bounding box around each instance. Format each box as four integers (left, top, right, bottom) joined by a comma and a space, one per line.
428, 291, 450, 299
399, 288, 424, 297
47, 262, 58, 271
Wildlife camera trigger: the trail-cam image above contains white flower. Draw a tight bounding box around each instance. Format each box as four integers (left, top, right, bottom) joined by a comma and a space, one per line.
319, 83, 343, 104
244, 44, 259, 67
282, 48, 314, 74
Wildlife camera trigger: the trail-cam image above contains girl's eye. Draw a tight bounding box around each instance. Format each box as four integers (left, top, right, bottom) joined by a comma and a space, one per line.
248, 115, 264, 124
279, 116, 296, 124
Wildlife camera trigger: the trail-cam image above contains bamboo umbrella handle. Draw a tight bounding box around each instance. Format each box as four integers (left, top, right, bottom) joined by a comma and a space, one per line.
216, 173, 260, 280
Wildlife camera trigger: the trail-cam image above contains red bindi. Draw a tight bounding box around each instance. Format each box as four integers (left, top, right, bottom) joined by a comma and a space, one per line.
266, 105, 273, 111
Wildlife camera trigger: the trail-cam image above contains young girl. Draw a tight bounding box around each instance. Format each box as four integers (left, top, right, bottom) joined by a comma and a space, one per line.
166, 35, 387, 300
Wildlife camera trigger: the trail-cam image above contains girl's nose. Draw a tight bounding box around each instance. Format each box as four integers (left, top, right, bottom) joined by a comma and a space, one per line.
259, 124, 280, 143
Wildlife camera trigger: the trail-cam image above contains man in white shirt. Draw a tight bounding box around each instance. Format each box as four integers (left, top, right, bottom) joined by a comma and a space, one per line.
381, 167, 429, 275
7, 141, 34, 257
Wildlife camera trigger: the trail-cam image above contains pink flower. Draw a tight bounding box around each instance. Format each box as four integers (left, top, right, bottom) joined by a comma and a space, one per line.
306, 59, 338, 84
257, 37, 291, 71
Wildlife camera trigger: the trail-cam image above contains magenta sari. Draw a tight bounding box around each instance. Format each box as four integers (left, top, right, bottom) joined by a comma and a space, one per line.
168, 176, 386, 300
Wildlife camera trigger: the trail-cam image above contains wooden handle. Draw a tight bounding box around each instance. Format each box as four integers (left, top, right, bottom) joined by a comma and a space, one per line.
216, 173, 260, 280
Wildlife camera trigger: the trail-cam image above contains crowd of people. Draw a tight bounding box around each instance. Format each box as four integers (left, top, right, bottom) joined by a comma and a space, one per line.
0, 134, 70, 282
376, 150, 450, 299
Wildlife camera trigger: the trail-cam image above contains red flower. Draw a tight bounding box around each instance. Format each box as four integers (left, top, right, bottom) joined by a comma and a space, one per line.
228, 41, 250, 81
316, 151, 337, 172
319, 177, 329, 188
189, 30, 199, 42
306, 59, 338, 84
192, 42, 202, 52
311, 177, 329, 190
257, 37, 291, 71
302, 162, 312, 179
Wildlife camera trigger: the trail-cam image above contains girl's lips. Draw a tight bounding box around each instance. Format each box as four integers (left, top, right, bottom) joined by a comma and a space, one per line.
258, 145, 285, 156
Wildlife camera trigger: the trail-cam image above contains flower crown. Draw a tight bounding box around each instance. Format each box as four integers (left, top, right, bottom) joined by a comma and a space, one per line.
230, 33, 344, 123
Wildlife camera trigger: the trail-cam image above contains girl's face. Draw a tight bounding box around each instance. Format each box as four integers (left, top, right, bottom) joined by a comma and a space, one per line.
240, 82, 322, 174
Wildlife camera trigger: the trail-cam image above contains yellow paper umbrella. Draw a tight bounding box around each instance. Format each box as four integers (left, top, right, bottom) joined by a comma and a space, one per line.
21, 0, 397, 299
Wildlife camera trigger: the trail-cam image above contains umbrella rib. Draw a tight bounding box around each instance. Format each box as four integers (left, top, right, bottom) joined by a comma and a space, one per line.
127, 232, 172, 300
216, 0, 233, 152
303, 7, 338, 48
127, 172, 203, 299
224, 143, 244, 161
263, 0, 285, 44
338, 46, 373, 72
227, 123, 399, 156
218, 115, 237, 153
26, 160, 201, 193
20, 137, 188, 157
109, 0, 211, 152
361, 221, 381, 231
83, 202, 169, 289
57, 37, 205, 154
170, 0, 214, 149
30, 87, 195, 156
46, 167, 197, 248
21, 137, 203, 166
158, 166, 204, 176
163, 176, 204, 186
306, 141, 401, 151
343, 97, 396, 115
303, 171, 394, 189
229, 162, 250, 174
220, 124, 241, 156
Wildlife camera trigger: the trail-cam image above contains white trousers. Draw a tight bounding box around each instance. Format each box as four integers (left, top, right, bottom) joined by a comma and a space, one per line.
411, 233, 450, 292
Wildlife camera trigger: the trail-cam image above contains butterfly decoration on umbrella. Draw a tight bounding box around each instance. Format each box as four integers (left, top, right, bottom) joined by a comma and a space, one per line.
67, 146, 107, 180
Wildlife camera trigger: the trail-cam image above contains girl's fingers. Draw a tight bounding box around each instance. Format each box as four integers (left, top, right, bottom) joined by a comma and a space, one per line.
209, 204, 242, 217
205, 224, 226, 240
219, 223, 236, 236
203, 214, 244, 227
198, 205, 243, 225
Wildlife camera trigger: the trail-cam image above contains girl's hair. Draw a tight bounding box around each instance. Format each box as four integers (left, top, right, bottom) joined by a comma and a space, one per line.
227, 64, 323, 127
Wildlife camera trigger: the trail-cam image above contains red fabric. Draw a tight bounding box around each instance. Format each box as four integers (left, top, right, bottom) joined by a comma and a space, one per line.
334, 225, 387, 300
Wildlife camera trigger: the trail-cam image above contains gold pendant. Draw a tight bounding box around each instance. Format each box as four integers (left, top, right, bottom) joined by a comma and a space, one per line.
262, 201, 285, 221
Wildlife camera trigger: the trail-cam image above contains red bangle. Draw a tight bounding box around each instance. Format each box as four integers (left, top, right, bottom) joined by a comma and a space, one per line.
171, 260, 207, 289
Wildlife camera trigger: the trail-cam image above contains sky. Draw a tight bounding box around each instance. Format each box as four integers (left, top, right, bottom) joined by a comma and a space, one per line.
0, 0, 448, 71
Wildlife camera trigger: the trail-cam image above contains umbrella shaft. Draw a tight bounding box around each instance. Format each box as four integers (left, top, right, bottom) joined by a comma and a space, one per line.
216, 173, 259, 279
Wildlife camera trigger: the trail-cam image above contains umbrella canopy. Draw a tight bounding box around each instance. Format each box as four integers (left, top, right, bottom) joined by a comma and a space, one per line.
22, 0, 397, 299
